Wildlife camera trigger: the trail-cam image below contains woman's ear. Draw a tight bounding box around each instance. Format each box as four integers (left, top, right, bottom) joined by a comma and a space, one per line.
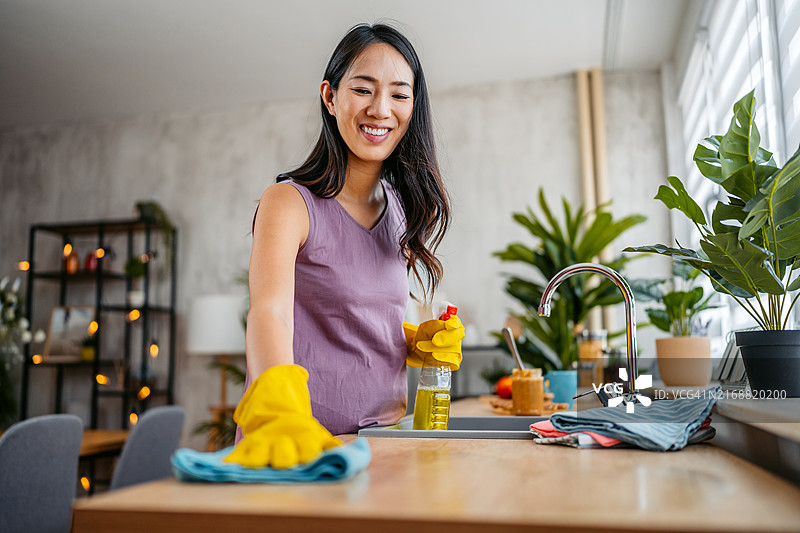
320, 81, 336, 116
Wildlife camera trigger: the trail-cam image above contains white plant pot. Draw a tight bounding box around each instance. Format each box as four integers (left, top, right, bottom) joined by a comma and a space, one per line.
655, 336, 711, 386
127, 289, 145, 308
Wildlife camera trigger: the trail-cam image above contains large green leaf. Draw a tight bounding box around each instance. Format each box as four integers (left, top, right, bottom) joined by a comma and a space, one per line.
774, 218, 800, 260
645, 308, 672, 333
493, 243, 537, 265
711, 201, 746, 234
623, 244, 712, 271
505, 277, 543, 308
701, 233, 783, 295
575, 212, 647, 260
628, 278, 667, 302
719, 90, 759, 182
708, 270, 754, 298
694, 136, 723, 181
654, 176, 707, 225
740, 146, 800, 238
538, 189, 564, 244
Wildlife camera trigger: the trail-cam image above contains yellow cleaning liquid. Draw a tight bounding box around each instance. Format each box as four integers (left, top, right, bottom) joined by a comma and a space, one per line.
412, 387, 451, 430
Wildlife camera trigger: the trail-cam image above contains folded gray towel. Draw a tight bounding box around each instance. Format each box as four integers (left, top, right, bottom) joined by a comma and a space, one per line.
549, 387, 720, 451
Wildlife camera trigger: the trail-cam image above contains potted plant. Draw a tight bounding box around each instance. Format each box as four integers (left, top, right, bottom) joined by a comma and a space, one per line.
641, 261, 717, 386
125, 256, 146, 308
626, 90, 800, 396
493, 189, 647, 371
135, 200, 175, 273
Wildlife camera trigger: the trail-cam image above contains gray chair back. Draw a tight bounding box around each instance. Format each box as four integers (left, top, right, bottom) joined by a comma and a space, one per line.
0, 414, 83, 533
109, 405, 185, 490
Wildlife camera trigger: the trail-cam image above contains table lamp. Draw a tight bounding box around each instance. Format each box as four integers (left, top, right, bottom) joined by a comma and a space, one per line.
186, 294, 247, 449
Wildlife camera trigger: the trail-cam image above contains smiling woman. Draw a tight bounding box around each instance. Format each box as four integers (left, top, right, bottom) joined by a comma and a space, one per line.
225, 23, 462, 471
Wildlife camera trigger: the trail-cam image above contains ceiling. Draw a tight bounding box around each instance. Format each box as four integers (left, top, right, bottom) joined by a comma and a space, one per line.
0, 0, 689, 130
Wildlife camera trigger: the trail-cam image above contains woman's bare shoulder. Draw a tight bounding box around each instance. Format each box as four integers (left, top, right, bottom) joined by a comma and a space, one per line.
257, 182, 308, 218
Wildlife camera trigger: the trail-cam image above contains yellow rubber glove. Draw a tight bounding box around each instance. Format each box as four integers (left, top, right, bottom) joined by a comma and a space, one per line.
224, 364, 342, 469
403, 315, 465, 371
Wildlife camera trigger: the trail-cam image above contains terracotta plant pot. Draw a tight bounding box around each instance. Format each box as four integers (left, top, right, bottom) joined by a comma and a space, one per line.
655, 336, 711, 386
735, 330, 800, 397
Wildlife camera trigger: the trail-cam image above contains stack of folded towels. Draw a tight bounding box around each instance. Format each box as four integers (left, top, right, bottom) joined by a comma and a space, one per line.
171, 437, 371, 483
530, 387, 720, 451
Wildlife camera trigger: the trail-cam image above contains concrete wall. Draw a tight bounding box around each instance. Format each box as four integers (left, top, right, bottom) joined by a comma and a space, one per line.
0, 70, 669, 448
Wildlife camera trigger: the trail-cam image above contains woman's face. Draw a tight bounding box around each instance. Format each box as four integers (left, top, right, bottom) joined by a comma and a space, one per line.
322, 43, 414, 169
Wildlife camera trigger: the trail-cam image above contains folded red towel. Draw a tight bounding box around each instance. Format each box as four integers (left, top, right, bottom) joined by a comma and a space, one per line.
530, 420, 621, 447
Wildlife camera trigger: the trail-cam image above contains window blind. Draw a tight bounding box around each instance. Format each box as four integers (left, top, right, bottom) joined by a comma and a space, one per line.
777, 0, 800, 155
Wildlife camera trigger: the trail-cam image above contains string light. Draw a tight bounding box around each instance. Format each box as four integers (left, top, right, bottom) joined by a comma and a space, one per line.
95, 374, 109, 385
129, 412, 138, 426
63, 243, 72, 257
127, 309, 140, 321
80, 476, 91, 492
149, 342, 159, 358
32, 355, 43, 364
137, 386, 151, 400
88, 321, 99, 335
17, 261, 29, 271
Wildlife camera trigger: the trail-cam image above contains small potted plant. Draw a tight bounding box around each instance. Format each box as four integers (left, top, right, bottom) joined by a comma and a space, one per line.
642, 261, 717, 386
125, 256, 146, 308
626, 90, 800, 396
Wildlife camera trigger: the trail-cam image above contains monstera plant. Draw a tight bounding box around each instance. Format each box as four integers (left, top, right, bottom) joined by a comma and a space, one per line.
494, 189, 646, 371
626, 90, 800, 396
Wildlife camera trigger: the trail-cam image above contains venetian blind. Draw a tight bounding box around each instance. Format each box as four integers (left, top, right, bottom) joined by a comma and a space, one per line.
777, 0, 800, 155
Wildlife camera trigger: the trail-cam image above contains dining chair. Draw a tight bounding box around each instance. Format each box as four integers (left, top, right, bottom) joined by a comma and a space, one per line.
0, 414, 83, 533
109, 405, 185, 490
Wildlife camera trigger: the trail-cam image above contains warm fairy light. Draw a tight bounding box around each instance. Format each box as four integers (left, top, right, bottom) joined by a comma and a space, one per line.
88, 321, 99, 335
32, 354, 43, 364
129, 412, 139, 425
95, 248, 105, 259
80, 476, 91, 491
137, 386, 151, 400
17, 261, 30, 271
63, 243, 72, 257
149, 343, 159, 358
96, 374, 109, 385
127, 309, 141, 321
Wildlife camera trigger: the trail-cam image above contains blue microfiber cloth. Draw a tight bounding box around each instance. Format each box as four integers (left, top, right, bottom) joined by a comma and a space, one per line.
549, 387, 720, 451
171, 437, 371, 483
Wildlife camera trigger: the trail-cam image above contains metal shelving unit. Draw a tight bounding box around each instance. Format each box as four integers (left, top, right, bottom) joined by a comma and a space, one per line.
20, 217, 177, 429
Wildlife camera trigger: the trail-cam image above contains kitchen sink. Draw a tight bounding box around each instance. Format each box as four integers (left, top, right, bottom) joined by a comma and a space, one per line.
357, 415, 546, 439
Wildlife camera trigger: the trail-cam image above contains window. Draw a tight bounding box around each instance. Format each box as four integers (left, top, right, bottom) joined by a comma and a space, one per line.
671, 0, 800, 333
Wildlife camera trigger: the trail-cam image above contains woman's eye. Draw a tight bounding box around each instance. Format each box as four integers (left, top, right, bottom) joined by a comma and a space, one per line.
352, 88, 370, 95
393, 94, 410, 100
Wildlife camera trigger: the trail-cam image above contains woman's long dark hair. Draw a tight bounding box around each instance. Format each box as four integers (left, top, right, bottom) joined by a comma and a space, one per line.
276, 23, 450, 300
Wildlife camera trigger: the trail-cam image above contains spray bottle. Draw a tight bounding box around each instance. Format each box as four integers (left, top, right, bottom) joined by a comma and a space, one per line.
412, 303, 458, 430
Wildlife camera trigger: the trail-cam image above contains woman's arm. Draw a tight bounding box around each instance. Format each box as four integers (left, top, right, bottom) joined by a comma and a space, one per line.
246, 182, 309, 380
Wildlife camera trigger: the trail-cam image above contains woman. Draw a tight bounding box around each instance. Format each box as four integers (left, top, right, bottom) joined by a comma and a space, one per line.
226, 23, 464, 470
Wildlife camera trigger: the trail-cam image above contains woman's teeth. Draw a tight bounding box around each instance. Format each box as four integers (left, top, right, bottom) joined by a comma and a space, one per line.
362, 126, 389, 136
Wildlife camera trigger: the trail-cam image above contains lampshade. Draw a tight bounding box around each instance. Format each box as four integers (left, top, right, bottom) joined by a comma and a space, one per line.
186, 294, 247, 355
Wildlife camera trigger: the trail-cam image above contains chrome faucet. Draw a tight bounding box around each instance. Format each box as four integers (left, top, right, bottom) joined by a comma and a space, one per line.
538, 263, 639, 398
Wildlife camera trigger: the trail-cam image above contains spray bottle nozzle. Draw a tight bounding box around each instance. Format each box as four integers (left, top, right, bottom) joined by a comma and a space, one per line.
438, 304, 458, 321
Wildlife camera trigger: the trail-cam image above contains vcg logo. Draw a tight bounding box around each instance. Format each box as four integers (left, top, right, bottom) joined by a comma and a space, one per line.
592, 368, 653, 413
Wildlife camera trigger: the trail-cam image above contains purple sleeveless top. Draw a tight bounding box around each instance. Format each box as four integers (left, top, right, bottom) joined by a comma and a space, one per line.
240, 179, 409, 437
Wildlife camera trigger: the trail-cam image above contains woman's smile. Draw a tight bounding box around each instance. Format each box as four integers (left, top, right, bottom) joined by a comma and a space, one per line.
360, 124, 392, 142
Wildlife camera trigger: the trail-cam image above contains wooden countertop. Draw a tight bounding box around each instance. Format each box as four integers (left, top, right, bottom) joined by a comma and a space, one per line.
72, 398, 800, 533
